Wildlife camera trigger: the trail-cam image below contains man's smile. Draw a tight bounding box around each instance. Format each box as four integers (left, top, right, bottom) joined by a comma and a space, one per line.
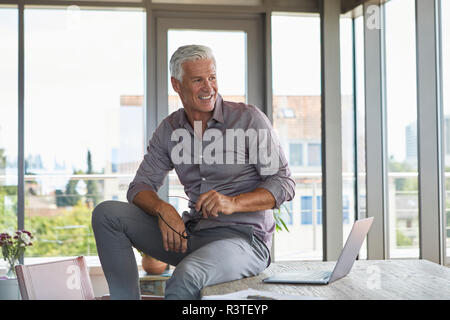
198, 93, 215, 100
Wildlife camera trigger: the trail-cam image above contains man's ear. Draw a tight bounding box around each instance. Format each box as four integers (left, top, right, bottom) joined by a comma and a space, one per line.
171, 77, 181, 94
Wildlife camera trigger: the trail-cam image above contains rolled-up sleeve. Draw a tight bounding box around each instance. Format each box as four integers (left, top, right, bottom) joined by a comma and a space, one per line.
249, 106, 296, 209
126, 121, 174, 204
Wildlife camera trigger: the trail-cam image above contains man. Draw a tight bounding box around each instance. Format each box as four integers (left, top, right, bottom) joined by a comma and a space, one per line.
91, 44, 295, 299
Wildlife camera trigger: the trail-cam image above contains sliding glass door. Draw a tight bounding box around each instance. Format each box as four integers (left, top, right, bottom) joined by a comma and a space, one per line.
155, 15, 265, 217
0, 6, 18, 233
24, 7, 145, 258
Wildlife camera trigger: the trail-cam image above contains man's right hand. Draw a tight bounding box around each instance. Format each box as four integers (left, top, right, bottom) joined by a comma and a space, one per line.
133, 190, 188, 254
156, 202, 188, 253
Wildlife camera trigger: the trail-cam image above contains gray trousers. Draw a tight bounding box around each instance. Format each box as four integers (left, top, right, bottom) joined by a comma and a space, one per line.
91, 200, 270, 300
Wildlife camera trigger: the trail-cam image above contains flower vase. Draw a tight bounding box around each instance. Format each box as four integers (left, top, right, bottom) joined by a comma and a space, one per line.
0, 261, 20, 300
6, 260, 17, 279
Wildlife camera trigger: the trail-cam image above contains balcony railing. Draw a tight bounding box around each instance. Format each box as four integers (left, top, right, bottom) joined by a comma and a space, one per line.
0, 171, 449, 259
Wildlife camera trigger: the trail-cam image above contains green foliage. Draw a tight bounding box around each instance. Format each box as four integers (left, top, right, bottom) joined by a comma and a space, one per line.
0, 195, 97, 257
26, 201, 97, 257
274, 203, 290, 233
0, 186, 18, 232
447, 211, 450, 227
56, 169, 83, 207
0, 148, 6, 170
388, 158, 418, 192
56, 150, 101, 208
388, 158, 415, 173
394, 177, 418, 192
86, 150, 101, 207
396, 229, 413, 247
0, 149, 101, 257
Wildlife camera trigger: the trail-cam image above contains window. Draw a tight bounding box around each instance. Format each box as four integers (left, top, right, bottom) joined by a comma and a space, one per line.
441, 0, 450, 258
24, 7, 145, 258
384, 0, 419, 258
153, 0, 262, 5
279, 200, 293, 226
289, 143, 303, 167
340, 16, 356, 240
316, 196, 322, 225
307, 143, 321, 167
354, 13, 367, 259
343, 195, 350, 224
0, 6, 18, 233
168, 197, 179, 212
279, 107, 296, 119
272, 13, 322, 261
301, 196, 313, 225
300, 195, 322, 224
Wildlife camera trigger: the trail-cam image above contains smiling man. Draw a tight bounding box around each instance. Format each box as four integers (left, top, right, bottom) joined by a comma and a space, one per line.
91, 45, 295, 299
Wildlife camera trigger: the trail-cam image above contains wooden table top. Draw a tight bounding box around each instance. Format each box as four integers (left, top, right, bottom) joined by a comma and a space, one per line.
201, 259, 450, 300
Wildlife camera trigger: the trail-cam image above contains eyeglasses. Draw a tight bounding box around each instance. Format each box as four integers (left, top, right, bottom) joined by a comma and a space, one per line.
162, 195, 206, 240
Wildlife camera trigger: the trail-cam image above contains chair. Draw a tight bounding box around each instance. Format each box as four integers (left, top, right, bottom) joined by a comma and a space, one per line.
15, 256, 163, 300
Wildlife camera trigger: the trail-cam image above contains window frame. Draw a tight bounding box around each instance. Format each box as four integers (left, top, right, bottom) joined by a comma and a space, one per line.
6, 0, 446, 267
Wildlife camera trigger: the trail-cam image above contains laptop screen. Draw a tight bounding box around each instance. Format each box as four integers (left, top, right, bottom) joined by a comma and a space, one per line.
329, 217, 374, 282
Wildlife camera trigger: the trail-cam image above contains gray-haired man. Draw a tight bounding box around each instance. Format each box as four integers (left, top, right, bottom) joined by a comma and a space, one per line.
91, 44, 295, 299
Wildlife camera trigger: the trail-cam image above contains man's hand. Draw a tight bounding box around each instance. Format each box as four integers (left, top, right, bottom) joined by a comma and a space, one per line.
156, 202, 187, 253
195, 190, 236, 218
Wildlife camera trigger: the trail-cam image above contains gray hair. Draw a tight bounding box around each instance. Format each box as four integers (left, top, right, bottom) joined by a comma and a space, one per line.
169, 44, 216, 82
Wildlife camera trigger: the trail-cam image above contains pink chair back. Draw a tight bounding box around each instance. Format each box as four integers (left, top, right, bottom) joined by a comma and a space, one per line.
15, 256, 95, 300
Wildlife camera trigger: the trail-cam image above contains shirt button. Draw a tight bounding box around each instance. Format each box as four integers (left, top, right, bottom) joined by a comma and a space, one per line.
201, 177, 206, 181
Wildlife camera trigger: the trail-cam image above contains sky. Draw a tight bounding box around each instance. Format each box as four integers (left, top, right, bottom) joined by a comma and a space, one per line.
384, 0, 419, 164
0, 8, 145, 172
1, 1, 450, 173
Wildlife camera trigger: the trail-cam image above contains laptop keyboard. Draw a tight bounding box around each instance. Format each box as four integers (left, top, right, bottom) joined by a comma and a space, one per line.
307, 271, 331, 280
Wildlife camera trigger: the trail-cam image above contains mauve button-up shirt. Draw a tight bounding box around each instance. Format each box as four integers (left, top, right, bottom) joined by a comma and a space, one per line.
126, 94, 296, 251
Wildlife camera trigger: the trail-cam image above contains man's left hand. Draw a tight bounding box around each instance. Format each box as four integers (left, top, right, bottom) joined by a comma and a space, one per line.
195, 190, 236, 218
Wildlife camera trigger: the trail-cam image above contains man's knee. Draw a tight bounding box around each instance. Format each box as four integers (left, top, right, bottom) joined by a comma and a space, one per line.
91, 200, 121, 229
165, 265, 205, 299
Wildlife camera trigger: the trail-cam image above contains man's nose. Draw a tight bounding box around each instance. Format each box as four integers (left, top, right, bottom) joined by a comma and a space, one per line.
202, 80, 213, 92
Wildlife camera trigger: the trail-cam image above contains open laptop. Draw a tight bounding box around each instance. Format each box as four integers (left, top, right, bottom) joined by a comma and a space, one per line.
263, 217, 374, 285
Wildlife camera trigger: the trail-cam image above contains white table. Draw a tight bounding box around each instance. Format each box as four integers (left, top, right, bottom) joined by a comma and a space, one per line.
201, 259, 450, 299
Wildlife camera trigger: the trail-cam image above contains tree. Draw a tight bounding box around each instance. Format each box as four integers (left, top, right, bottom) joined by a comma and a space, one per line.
55, 189, 66, 207
56, 169, 82, 207
388, 157, 418, 192
85, 150, 101, 207
396, 229, 413, 247
0, 148, 6, 171
26, 201, 97, 257
0, 185, 18, 232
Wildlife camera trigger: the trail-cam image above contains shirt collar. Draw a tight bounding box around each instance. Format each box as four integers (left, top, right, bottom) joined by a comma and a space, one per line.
179, 107, 189, 128
210, 94, 224, 124
179, 94, 224, 128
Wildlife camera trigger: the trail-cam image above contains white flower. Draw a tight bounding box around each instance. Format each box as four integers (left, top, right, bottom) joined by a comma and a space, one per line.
20, 243, 26, 247
20, 233, 31, 244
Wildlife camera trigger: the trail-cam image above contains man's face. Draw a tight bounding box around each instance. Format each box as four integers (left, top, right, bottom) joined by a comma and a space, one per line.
171, 58, 218, 115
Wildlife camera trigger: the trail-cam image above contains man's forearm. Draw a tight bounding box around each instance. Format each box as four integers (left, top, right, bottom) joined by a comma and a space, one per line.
232, 188, 276, 213
133, 190, 187, 253
133, 189, 170, 217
